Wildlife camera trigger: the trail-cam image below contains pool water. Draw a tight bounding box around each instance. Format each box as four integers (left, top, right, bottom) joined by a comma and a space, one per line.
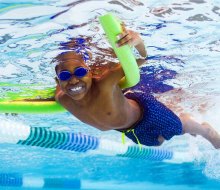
0, 0, 220, 189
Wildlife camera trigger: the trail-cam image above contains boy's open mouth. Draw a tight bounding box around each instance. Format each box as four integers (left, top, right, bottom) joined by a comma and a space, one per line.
68, 84, 85, 95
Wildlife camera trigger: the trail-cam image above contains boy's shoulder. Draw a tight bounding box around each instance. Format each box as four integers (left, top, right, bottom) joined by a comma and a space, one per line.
91, 62, 123, 85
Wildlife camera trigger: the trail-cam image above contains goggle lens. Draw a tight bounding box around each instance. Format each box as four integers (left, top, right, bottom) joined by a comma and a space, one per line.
58, 71, 72, 81
58, 67, 88, 81
74, 67, 88, 78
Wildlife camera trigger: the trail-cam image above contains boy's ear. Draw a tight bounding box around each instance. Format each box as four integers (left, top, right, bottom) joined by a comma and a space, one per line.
55, 77, 59, 85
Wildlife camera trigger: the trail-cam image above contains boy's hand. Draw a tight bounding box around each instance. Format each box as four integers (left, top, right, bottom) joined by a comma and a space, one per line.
116, 23, 143, 48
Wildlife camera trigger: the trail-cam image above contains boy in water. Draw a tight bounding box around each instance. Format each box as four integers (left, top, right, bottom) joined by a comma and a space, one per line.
54, 28, 220, 149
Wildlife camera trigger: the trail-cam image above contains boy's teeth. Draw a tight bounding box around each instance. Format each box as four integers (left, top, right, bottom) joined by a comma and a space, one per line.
70, 86, 82, 92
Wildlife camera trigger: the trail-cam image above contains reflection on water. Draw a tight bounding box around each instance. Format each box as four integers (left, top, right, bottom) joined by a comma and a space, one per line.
0, 0, 220, 188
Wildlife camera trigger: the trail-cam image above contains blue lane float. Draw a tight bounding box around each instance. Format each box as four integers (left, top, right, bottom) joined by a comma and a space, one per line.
0, 119, 177, 162
18, 127, 99, 152
0, 173, 22, 187
0, 173, 81, 189
1, 173, 176, 189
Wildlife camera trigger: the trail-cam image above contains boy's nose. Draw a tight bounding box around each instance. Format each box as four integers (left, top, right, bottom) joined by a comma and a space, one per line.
68, 76, 79, 84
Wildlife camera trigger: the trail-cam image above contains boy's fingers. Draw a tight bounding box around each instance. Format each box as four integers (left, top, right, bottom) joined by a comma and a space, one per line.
116, 33, 128, 40
117, 29, 134, 39
116, 35, 132, 47
116, 34, 123, 40
118, 40, 132, 47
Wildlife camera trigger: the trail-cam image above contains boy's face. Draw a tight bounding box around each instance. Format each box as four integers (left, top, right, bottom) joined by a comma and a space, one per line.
56, 53, 92, 100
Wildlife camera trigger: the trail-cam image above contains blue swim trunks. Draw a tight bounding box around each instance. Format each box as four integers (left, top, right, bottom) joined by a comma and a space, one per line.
118, 91, 182, 146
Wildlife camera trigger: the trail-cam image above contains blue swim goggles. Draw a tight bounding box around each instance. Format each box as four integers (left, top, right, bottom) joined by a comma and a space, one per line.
57, 67, 89, 81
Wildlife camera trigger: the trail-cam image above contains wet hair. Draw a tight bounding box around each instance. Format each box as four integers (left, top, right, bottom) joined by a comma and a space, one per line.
53, 36, 118, 79
54, 51, 85, 74
59, 37, 90, 60
53, 37, 91, 74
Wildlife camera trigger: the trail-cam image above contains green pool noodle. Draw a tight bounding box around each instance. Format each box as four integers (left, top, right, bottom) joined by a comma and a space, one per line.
0, 13, 139, 114
0, 85, 65, 114
99, 13, 140, 89
0, 101, 65, 114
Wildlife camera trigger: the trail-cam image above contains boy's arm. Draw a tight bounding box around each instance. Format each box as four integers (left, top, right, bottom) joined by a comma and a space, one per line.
136, 58, 147, 67
117, 24, 147, 58
134, 38, 147, 58
101, 27, 147, 86
101, 57, 146, 85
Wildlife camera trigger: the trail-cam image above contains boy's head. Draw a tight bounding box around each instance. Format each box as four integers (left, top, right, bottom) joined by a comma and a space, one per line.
54, 51, 92, 100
